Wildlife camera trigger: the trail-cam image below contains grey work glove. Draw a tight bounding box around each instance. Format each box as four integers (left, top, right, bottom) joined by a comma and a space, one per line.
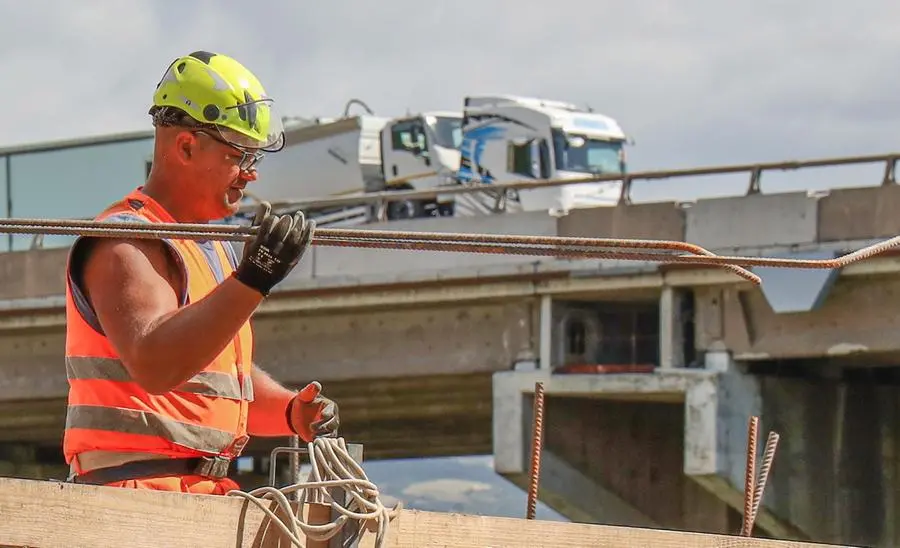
233, 201, 315, 296
287, 381, 340, 442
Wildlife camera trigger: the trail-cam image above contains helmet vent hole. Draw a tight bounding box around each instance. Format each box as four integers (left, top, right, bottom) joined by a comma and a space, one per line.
203, 104, 220, 122
188, 51, 216, 64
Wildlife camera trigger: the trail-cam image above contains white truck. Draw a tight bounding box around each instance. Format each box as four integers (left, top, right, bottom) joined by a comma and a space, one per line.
454, 94, 630, 216
236, 95, 630, 225
243, 103, 463, 225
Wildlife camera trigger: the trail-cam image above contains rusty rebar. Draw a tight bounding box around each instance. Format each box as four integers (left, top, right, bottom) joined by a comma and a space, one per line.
0, 217, 761, 283
526, 381, 546, 520
4, 216, 900, 286
740, 416, 759, 537
748, 431, 780, 534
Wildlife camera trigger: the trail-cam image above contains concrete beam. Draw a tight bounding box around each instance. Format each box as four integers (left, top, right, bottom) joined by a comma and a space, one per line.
493, 370, 705, 477
0, 183, 898, 302
557, 201, 686, 241
252, 301, 537, 382
0, 231, 899, 327
0, 300, 536, 400
259, 278, 540, 314
5, 249, 899, 333
557, 185, 900, 248
492, 370, 801, 538
695, 270, 900, 360
312, 210, 559, 279
686, 192, 819, 250
817, 185, 900, 242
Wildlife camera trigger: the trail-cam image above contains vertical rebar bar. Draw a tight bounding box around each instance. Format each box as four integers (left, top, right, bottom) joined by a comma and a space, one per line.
526, 381, 546, 520
740, 416, 759, 536
749, 431, 780, 533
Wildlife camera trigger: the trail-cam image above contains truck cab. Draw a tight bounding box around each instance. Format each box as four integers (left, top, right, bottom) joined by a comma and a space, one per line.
379, 111, 463, 218
456, 95, 629, 215
227, 109, 465, 225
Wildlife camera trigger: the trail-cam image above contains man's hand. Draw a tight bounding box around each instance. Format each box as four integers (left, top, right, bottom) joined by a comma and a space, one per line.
288, 381, 340, 442
233, 201, 315, 296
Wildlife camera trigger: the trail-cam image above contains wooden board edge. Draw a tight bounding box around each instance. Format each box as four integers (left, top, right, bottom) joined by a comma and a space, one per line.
0, 477, 853, 548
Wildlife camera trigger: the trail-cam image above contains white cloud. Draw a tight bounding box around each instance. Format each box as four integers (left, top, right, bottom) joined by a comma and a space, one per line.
378, 492, 402, 509
402, 478, 494, 505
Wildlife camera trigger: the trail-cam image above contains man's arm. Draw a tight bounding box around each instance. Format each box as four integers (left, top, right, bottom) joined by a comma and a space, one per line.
246, 367, 295, 436
82, 237, 263, 394
81, 205, 314, 395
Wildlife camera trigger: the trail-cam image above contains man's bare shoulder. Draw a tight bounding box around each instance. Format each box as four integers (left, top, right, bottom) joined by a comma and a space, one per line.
77, 236, 184, 316
72, 237, 186, 376
81, 237, 175, 285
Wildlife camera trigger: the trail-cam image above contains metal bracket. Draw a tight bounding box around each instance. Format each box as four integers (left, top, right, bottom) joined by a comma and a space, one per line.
269, 444, 308, 489
268, 440, 366, 548
269, 441, 365, 488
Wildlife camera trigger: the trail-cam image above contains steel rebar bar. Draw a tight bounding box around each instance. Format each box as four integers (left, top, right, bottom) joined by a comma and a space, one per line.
748, 431, 780, 535
740, 416, 760, 537
526, 381, 546, 520
4, 216, 900, 287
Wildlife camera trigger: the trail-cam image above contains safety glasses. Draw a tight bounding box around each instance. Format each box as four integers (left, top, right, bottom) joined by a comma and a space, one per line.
192, 129, 266, 173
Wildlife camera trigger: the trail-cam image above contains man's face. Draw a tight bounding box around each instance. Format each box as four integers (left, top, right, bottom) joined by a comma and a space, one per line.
188, 129, 260, 220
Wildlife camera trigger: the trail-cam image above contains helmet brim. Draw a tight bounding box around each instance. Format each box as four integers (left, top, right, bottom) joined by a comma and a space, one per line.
215, 98, 285, 152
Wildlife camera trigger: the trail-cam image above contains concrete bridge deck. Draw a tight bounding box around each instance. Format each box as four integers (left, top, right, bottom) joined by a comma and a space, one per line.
0, 183, 899, 546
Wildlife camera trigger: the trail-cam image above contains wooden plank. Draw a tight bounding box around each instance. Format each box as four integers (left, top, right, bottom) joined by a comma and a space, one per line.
0, 476, 278, 548
382, 511, 837, 548
0, 477, 851, 548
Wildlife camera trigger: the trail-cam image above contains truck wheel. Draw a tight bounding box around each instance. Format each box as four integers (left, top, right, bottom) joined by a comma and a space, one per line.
387, 199, 427, 220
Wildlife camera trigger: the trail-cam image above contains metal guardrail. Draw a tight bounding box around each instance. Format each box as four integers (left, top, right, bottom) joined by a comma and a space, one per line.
236, 151, 900, 217
25, 151, 900, 250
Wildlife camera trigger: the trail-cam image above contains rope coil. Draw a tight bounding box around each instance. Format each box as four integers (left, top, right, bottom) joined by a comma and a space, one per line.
226, 437, 401, 547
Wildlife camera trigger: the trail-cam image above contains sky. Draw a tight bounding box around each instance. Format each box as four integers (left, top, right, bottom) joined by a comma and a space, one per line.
0, 1, 898, 202
0, 0, 897, 519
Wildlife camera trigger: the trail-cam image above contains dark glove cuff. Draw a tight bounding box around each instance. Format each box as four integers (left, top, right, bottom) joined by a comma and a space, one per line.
231, 271, 271, 297
285, 395, 299, 436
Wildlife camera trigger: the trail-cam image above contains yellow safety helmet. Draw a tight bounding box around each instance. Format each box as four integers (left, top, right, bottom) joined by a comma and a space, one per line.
150, 51, 285, 152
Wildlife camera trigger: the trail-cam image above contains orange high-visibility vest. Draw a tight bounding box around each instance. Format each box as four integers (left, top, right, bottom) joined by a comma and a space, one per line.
62, 188, 254, 469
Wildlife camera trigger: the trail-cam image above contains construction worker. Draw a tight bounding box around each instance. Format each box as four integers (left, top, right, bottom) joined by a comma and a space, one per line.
61, 51, 338, 494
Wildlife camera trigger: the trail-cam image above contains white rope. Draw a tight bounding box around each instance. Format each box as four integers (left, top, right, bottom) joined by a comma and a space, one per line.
226, 437, 401, 547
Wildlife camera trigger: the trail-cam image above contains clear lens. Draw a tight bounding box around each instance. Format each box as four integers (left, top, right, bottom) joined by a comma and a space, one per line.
216, 98, 285, 152
238, 150, 265, 171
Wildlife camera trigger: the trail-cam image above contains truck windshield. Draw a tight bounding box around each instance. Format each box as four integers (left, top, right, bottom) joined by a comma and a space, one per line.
552, 130, 624, 175
429, 116, 463, 149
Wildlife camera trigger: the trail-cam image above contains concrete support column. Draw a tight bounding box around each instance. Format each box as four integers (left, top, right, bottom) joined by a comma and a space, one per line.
659, 285, 684, 369
539, 294, 553, 370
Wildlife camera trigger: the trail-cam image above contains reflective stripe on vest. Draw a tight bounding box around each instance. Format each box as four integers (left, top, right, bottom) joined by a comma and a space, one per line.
65, 405, 236, 455
65, 356, 255, 401
62, 189, 254, 464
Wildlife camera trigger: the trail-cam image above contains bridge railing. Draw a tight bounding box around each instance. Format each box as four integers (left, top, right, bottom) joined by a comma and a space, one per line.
237, 151, 900, 220
25, 151, 900, 250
